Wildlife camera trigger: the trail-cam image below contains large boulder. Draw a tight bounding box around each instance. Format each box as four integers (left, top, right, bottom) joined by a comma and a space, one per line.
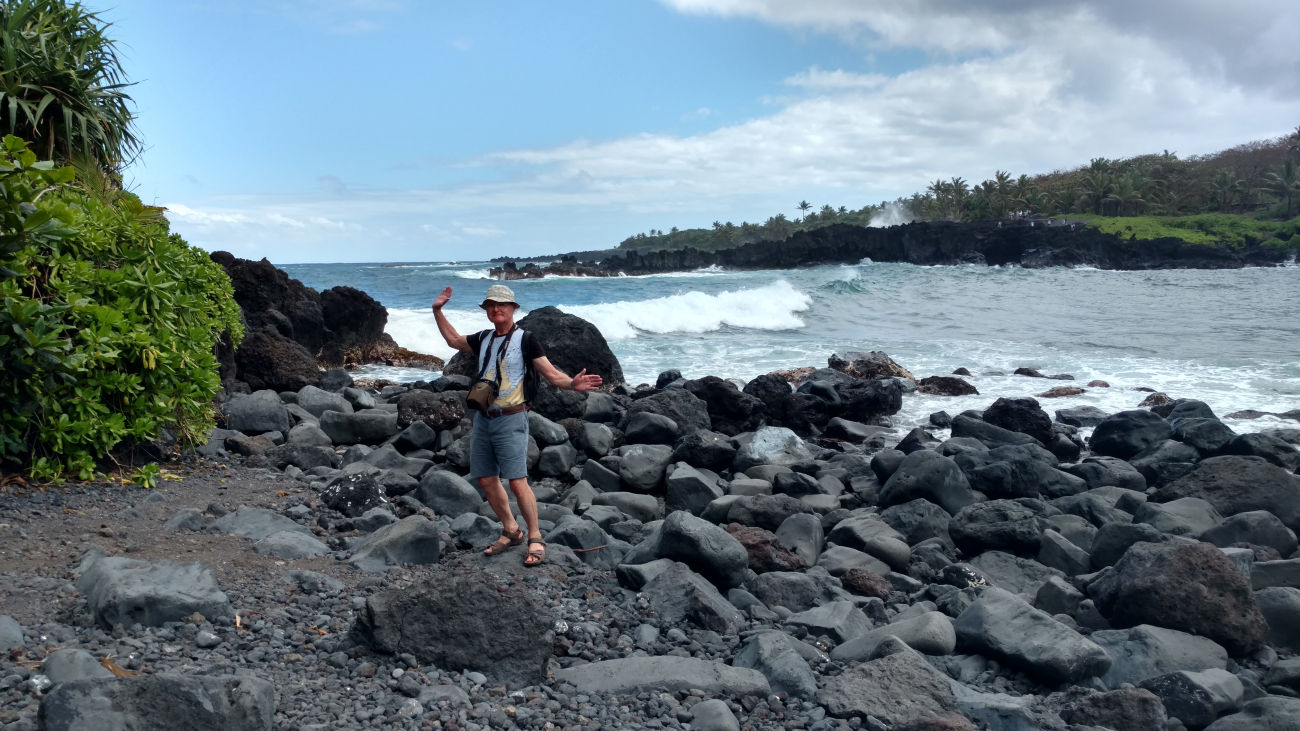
39, 675, 274, 731
351, 563, 551, 685
827, 351, 915, 381
622, 511, 749, 588
1090, 410, 1172, 459
319, 285, 387, 356
75, 554, 233, 629
955, 586, 1111, 685
233, 326, 322, 392
982, 397, 1054, 446
1153, 456, 1300, 532
683, 376, 765, 436
1088, 540, 1267, 655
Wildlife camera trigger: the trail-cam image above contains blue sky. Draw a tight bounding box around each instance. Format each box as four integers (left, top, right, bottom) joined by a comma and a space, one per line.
105, 0, 1300, 264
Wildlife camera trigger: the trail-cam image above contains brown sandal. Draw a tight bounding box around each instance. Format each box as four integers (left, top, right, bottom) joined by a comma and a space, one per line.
523, 538, 546, 567
484, 526, 525, 556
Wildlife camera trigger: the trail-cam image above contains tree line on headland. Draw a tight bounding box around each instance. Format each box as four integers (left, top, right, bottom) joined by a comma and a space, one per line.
536, 128, 1300, 263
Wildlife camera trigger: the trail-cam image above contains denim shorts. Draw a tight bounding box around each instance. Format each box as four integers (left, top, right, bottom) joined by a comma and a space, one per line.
469, 410, 530, 480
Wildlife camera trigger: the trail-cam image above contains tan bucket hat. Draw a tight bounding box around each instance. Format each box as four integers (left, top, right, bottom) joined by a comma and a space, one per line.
480, 284, 519, 309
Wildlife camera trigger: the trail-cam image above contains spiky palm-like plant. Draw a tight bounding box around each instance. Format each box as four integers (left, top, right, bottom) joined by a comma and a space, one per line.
0, 0, 139, 170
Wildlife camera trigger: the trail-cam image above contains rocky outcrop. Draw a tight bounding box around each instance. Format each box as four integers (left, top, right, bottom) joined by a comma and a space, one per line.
211, 252, 443, 393
444, 305, 625, 387
499, 221, 1291, 277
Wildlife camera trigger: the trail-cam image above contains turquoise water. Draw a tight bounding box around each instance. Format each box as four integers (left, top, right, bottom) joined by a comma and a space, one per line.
281, 260, 1300, 434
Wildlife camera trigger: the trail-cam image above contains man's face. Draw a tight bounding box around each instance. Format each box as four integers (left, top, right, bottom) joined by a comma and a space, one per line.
485, 301, 517, 326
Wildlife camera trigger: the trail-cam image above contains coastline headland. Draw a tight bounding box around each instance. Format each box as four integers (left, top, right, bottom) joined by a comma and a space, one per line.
491, 220, 1291, 279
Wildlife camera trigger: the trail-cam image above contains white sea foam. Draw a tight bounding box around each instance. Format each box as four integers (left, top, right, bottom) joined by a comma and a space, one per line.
452, 268, 494, 280
558, 280, 812, 340
384, 306, 508, 362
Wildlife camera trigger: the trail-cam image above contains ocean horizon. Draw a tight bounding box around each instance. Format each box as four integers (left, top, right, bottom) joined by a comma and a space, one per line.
281, 259, 1300, 437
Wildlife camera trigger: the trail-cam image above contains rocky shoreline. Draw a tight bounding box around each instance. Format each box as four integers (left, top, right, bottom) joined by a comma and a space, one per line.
2, 335, 1300, 730
488, 221, 1294, 280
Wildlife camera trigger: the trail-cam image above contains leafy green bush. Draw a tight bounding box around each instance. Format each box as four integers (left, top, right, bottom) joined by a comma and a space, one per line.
1078, 213, 1300, 250
0, 135, 242, 480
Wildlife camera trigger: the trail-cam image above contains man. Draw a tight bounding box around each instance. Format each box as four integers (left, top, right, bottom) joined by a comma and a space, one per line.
431, 284, 603, 566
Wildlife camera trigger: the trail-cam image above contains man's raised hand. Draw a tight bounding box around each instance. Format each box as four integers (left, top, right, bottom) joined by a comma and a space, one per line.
432, 286, 453, 310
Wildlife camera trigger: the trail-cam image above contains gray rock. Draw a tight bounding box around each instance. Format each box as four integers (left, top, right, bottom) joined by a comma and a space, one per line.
320, 408, 399, 445
537, 442, 579, 477
1140, 668, 1244, 728
1252, 558, 1300, 590
296, 384, 353, 418
1153, 455, 1300, 533
285, 570, 344, 594
950, 413, 1040, 449
253, 530, 329, 559
222, 390, 289, 434
954, 586, 1111, 685
286, 422, 333, 447
1037, 528, 1092, 576
527, 410, 569, 445
580, 458, 622, 493
830, 611, 956, 662
351, 565, 550, 686
1255, 586, 1300, 651
950, 498, 1052, 556
1089, 623, 1229, 689
825, 514, 910, 571
643, 562, 744, 634
733, 631, 817, 699
967, 550, 1064, 598
624, 411, 679, 444
816, 545, 891, 578
1056, 405, 1110, 427
75, 554, 232, 629
1088, 540, 1268, 655
1090, 409, 1173, 459
1134, 497, 1224, 537
731, 426, 814, 473
775, 512, 824, 567
816, 650, 959, 725
672, 428, 737, 471
618, 443, 674, 492
348, 516, 441, 571
163, 508, 206, 533
38, 675, 274, 731
622, 510, 748, 588
749, 570, 847, 613
41, 649, 114, 685
353, 506, 398, 532
689, 698, 740, 731
1224, 432, 1300, 471
0, 614, 24, 650
666, 463, 724, 515
1203, 697, 1300, 731
1203, 511, 1298, 557
879, 448, 975, 515
413, 469, 482, 518
554, 656, 769, 696
210, 507, 313, 541
1172, 417, 1238, 455
1063, 456, 1147, 492
575, 422, 613, 459
784, 600, 872, 644
592, 491, 659, 523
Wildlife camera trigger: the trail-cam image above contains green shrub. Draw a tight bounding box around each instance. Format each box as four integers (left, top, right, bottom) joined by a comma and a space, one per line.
0, 135, 242, 480
1079, 213, 1300, 250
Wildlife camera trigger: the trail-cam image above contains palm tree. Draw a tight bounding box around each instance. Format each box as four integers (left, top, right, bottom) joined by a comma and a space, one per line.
0, 0, 140, 170
1210, 169, 1242, 212
796, 200, 812, 220
1262, 160, 1300, 217
1105, 171, 1149, 216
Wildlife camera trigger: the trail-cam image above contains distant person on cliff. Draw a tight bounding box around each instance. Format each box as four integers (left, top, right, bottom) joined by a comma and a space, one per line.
431, 284, 603, 566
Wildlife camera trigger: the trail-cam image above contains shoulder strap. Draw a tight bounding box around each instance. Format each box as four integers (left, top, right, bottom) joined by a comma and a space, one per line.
477, 325, 518, 385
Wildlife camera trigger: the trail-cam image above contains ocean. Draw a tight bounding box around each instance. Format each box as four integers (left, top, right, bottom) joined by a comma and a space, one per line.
280, 260, 1300, 436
